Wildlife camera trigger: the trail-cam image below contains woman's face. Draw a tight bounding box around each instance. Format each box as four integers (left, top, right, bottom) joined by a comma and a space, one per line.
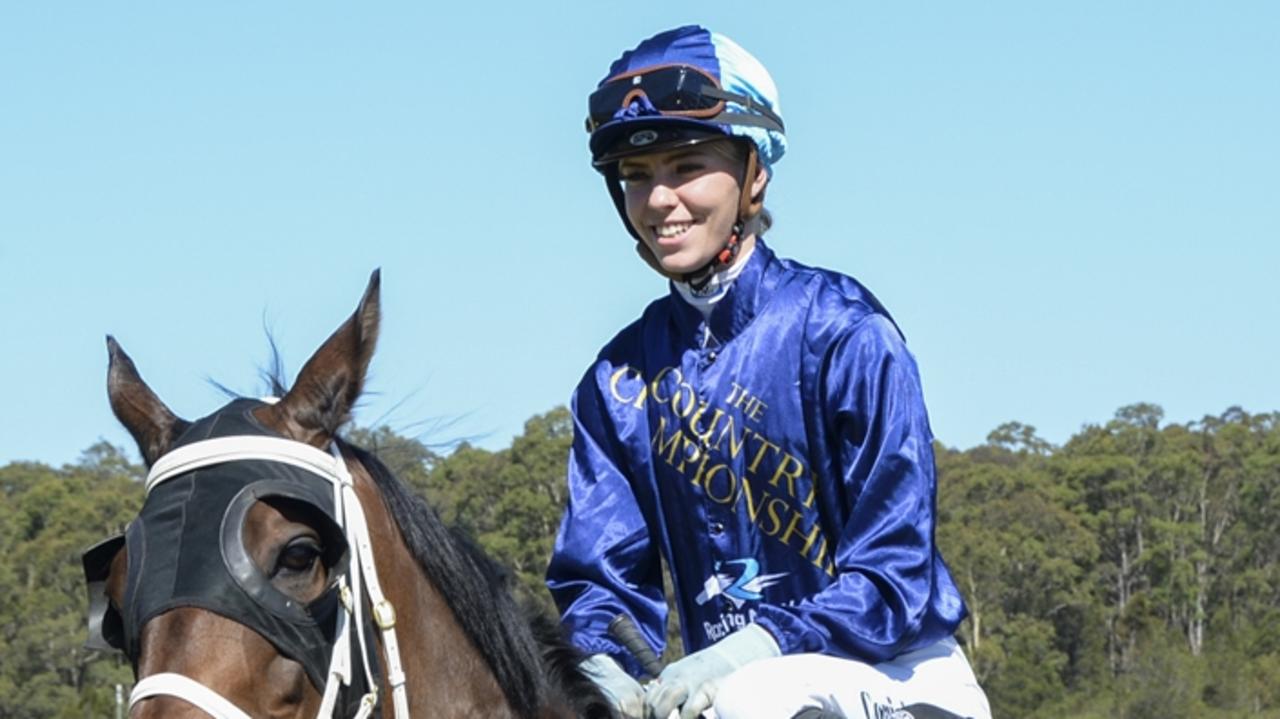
618, 142, 765, 276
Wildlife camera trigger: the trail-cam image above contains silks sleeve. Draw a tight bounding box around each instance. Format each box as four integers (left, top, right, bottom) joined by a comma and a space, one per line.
753, 313, 963, 662
546, 362, 669, 677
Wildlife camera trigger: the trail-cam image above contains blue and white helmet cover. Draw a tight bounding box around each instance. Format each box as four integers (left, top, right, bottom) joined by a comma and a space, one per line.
590, 25, 787, 175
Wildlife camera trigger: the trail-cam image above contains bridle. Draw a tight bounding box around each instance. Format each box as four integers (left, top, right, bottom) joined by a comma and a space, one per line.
128, 433, 411, 719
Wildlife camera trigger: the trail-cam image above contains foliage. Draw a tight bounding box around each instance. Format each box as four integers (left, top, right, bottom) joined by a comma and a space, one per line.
416, 408, 574, 608
0, 443, 140, 719
2, 405, 1279, 716
938, 405, 1280, 716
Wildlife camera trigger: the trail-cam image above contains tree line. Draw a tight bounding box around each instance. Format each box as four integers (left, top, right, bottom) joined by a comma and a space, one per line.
1, 403, 1277, 717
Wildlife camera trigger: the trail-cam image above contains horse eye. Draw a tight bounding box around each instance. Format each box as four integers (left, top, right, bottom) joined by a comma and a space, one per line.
276, 541, 322, 575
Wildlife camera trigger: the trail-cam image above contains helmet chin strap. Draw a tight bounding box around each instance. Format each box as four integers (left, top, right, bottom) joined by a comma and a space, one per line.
680, 222, 742, 291
680, 143, 758, 291
629, 220, 741, 291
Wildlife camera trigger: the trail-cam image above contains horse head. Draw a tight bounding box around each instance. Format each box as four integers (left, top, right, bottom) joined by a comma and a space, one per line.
84, 272, 612, 718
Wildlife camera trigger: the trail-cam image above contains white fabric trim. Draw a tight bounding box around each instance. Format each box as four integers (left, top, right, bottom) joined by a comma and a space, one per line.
130, 673, 252, 719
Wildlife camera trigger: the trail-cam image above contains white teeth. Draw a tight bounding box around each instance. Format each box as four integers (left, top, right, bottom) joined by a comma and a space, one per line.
656, 223, 692, 238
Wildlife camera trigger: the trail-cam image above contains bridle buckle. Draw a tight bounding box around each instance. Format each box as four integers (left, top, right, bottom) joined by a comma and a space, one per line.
373, 600, 397, 630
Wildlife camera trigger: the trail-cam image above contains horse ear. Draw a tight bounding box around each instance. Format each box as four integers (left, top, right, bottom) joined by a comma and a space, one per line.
106, 336, 192, 467
258, 270, 381, 448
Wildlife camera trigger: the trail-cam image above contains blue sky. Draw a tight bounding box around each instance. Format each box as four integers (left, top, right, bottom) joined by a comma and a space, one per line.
2, 2, 1276, 466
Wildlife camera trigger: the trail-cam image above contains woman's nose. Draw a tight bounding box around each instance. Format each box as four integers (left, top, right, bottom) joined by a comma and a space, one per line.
647, 182, 678, 210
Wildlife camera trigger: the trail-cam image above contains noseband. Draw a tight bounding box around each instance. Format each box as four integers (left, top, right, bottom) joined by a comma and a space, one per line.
90, 421, 412, 719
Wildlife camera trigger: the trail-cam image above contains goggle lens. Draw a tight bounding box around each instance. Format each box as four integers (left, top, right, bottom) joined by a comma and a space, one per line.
587, 65, 724, 131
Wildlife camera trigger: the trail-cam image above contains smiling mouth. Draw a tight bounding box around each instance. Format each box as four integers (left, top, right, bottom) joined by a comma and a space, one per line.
653, 222, 694, 241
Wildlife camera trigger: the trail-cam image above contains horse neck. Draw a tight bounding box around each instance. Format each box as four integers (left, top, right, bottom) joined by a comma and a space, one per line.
350, 463, 520, 718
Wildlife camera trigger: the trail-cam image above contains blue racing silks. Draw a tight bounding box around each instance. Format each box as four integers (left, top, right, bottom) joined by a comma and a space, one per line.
546, 241, 968, 675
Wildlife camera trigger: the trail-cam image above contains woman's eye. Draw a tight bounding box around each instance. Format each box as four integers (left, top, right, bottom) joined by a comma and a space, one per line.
675, 163, 703, 174
619, 171, 649, 183
276, 542, 321, 574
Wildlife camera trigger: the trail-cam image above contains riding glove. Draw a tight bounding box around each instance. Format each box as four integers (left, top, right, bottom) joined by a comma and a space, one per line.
645, 623, 780, 719
581, 653, 645, 719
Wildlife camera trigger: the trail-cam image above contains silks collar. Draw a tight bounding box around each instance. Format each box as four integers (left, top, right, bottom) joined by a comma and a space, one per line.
668, 239, 784, 345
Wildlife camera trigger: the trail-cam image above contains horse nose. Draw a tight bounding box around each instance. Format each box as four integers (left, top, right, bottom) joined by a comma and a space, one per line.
132, 607, 316, 718
132, 609, 261, 719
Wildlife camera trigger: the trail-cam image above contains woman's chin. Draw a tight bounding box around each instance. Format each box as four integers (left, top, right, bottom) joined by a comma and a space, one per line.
659, 262, 696, 277
656, 252, 709, 277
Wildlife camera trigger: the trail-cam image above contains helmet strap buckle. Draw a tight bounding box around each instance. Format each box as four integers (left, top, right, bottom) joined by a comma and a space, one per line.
684, 222, 742, 292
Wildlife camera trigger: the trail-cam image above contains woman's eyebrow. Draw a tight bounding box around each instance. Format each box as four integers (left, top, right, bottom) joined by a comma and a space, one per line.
665, 150, 705, 162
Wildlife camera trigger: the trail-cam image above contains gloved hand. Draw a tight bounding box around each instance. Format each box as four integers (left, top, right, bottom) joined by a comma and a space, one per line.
645, 623, 780, 719
581, 653, 646, 719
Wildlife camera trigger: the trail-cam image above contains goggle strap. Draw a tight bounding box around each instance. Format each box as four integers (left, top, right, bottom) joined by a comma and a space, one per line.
698, 87, 786, 131
707, 109, 785, 133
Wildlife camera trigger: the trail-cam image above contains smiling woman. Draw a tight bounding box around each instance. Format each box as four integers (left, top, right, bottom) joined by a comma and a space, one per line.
618, 142, 767, 277
547, 24, 991, 719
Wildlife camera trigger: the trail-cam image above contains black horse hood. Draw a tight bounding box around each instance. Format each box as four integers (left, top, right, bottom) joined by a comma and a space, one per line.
84, 398, 350, 692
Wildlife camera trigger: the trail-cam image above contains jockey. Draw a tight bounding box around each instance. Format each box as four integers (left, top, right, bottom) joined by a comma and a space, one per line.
546, 25, 992, 719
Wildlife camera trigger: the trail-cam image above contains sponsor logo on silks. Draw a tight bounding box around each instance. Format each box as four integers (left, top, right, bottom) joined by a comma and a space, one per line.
694, 558, 788, 608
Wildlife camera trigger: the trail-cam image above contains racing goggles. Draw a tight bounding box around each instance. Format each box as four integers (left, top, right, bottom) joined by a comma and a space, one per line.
585, 64, 784, 133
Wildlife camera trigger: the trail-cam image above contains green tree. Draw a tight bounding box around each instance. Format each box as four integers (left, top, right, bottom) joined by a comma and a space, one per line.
0, 445, 142, 719
345, 424, 440, 502
419, 409, 574, 607
1054, 406, 1164, 675
937, 426, 1097, 713
3, 404, 1279, 716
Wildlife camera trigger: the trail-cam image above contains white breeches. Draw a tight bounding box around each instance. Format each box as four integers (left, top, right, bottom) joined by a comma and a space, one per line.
711, 637, 991, 719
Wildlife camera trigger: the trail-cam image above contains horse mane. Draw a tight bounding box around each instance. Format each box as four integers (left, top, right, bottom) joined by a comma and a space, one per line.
341, 441, 610, 718
246, 354, 609, 717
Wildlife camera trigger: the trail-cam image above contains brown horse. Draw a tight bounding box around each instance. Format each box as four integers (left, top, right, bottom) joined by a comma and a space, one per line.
83, 271, 613, 718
